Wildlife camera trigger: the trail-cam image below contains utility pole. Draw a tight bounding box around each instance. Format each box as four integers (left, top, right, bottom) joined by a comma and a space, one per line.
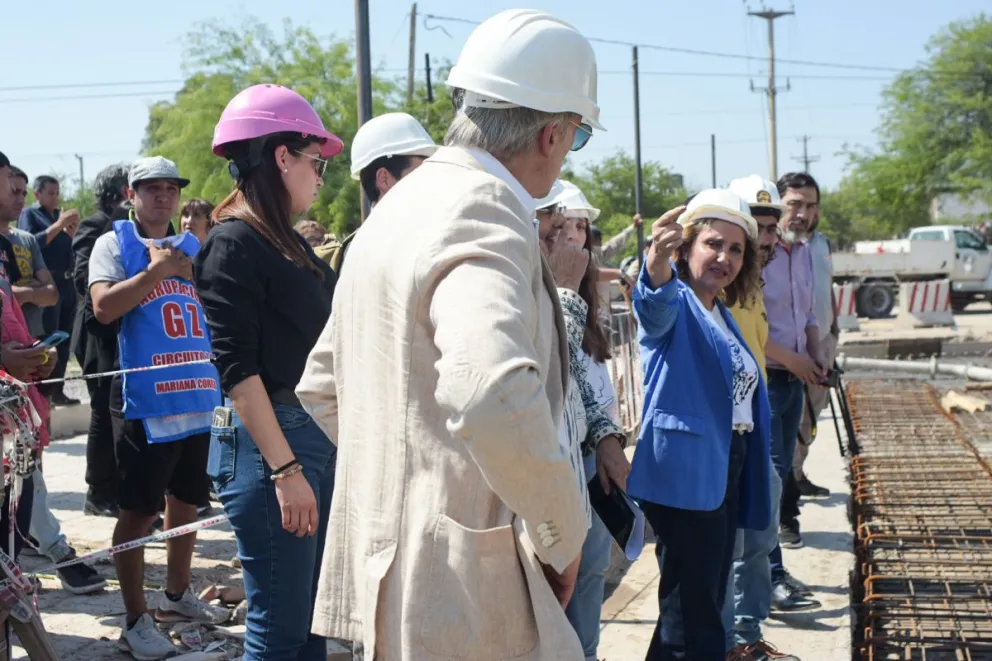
424, 53, 433, 103
632, 46, 645, 273
74, 154, 84, 192
355, 0, 374, 221
748, 6, 793, 181
793, 134, 820, 173
710, 134, 717, 188
406, 3, 417, 107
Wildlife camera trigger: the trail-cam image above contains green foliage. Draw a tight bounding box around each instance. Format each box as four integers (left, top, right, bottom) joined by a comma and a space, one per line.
834, 14, 992, 240
141, 18, 453, 237
567, 150, 686, 261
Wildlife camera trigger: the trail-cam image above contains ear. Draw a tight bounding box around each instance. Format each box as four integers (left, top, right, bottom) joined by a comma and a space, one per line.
273, 145, 290, 171
537, 122, 563, 158
126, 187, 137, 203
375, 166, 394, 196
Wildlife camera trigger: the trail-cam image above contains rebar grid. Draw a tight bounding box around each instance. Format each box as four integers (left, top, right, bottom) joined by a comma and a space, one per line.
849, 380, 992, 661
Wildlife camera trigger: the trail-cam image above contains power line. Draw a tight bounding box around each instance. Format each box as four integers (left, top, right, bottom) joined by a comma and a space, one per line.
0, 90, 178, 104
0, 80, 184, 93
422, 13, 905, 73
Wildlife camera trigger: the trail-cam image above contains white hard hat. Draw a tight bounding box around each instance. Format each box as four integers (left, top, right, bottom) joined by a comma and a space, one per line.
349, 113, 438, 180
557, 180, 600, 222
728, 174, 783, 212
678, 188, 758, 241
446, 9, 605, 131
535, 179, 568, 210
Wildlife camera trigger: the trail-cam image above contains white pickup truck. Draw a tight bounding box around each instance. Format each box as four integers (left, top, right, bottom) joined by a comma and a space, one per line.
832, 224, 992, 318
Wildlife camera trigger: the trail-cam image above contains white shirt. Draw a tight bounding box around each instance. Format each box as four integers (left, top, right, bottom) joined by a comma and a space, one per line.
810, 232, 834, 340
581, 349, 619, 425
708, 306, 759, 431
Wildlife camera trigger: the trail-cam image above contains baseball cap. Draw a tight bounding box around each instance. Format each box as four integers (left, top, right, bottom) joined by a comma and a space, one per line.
128, 156, 190, 189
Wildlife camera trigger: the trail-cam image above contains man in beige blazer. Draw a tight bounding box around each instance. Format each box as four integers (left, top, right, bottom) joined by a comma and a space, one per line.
295, 9, 606, 661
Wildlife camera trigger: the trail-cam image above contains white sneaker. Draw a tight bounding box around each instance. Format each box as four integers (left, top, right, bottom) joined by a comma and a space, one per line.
156, 587, 230, 624
117, 613, 178, 660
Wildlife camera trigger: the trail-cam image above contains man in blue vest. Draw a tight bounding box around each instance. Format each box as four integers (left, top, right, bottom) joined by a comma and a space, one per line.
89, 156, 227, 660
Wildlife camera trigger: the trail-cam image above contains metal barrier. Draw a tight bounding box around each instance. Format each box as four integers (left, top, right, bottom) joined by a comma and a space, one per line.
606, 308, 644, 440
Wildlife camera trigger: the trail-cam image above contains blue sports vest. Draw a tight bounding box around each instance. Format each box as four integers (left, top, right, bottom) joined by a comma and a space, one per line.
114, 220, 220, 440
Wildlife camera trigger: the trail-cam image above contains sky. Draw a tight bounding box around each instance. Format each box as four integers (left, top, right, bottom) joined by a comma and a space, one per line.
1, 0, 987, 199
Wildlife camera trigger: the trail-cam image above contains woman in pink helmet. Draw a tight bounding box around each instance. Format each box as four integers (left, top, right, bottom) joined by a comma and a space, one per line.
194, 83, 343, 661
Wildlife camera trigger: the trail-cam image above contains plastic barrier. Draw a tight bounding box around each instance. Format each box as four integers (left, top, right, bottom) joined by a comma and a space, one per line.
832, 282, 860, 331
897, 279, 956, 328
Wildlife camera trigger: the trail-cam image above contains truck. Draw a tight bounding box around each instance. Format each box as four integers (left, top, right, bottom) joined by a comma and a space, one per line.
832, 224, 992, 318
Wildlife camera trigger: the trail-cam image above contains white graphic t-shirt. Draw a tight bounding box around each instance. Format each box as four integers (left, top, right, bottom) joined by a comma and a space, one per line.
708, 305, 759, 431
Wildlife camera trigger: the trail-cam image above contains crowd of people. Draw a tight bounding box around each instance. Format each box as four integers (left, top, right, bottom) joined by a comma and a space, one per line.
0, 7, 843, 661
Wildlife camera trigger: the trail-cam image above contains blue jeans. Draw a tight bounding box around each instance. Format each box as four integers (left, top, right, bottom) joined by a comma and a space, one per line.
565, 454, 614, 661
29, 469, 71, 562
208, 402, 337, 661
765, 372, 804, 584
733, 468, 783, 646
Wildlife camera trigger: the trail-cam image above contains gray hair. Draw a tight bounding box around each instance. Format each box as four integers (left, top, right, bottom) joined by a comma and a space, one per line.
444, 105, 574, 160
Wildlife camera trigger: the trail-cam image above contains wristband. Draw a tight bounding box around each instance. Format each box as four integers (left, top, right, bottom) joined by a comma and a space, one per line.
271, 459, 298, 475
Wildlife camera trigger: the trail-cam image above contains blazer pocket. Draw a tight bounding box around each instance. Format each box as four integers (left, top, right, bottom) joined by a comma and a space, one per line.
420, 514, 539, 660
653, 411, 706, 435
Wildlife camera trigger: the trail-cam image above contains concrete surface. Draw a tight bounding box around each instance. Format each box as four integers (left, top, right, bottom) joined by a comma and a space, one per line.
6, 433, 351, 661
842, 301, 992, 345
599, 403, 854, 660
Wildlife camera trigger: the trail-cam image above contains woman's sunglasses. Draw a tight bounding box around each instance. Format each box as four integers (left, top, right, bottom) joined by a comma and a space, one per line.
294, 150, 329, 177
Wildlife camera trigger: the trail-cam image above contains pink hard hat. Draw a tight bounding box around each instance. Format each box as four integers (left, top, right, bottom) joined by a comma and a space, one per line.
212, 84, 344, 159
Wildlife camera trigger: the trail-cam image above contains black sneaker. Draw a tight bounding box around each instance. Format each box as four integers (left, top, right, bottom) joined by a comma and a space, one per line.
779, 519, 803, 549
782, 571, 814, 597
83, 494, 119, 518
57, 559, 107, 595
770, 583, 820, 612
796, 477, 829, 498
50, 391, 81, 407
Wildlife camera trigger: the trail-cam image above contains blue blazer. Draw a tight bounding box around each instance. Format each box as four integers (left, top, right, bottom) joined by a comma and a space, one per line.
627, 263, 772, 531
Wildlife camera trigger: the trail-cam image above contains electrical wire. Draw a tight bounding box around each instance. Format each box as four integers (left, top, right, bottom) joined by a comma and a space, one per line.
422, 13, 905, 73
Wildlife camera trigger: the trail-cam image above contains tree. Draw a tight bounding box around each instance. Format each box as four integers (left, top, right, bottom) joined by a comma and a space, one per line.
567, 150, 686, 261
838, 14, 992, 238
142, 18, 452, 237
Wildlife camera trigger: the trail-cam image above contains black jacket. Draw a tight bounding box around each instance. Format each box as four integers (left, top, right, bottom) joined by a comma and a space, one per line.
71, 208, 124, 375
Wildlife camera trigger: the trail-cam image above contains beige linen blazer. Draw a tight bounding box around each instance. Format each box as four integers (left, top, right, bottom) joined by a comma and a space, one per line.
296, 146, 587, 660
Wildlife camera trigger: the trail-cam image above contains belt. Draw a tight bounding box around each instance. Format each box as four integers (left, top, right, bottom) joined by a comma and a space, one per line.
269, 389, 301, 407
767, 367, 798, 382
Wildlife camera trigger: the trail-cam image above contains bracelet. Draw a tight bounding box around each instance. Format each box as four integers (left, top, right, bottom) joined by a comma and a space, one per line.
270, 464, 303, 481
272, 459, 298, 475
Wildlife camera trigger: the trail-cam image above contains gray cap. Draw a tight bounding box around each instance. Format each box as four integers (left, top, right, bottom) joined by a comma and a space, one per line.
128, 156, 190, 189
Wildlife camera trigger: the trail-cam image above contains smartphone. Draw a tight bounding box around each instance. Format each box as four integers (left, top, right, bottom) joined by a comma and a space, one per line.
31, 331, 70, 349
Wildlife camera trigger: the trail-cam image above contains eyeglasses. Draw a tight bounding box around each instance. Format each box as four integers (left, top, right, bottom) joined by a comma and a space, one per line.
294, 150, 329, 177
570, 122, 593, 152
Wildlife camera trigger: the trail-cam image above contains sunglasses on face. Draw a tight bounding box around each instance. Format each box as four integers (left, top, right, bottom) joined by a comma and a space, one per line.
570, 122, 592, 151
294, 150, 329, 177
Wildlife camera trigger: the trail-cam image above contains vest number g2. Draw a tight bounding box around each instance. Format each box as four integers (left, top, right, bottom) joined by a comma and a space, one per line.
162, 302, 205, 340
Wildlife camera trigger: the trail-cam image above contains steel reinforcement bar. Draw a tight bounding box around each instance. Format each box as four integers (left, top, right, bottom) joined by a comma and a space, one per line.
847, 380, 992, 661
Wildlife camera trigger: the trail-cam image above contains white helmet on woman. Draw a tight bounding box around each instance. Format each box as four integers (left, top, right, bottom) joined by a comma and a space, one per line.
446, 9, 605, 131
557, 180, 600, 222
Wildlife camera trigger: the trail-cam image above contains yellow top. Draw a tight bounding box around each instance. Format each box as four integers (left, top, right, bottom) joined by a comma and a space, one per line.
729, 290, 769, 381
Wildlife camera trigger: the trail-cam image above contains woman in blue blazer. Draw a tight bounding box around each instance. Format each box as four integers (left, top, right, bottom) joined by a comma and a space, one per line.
628, 189, 772, 661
